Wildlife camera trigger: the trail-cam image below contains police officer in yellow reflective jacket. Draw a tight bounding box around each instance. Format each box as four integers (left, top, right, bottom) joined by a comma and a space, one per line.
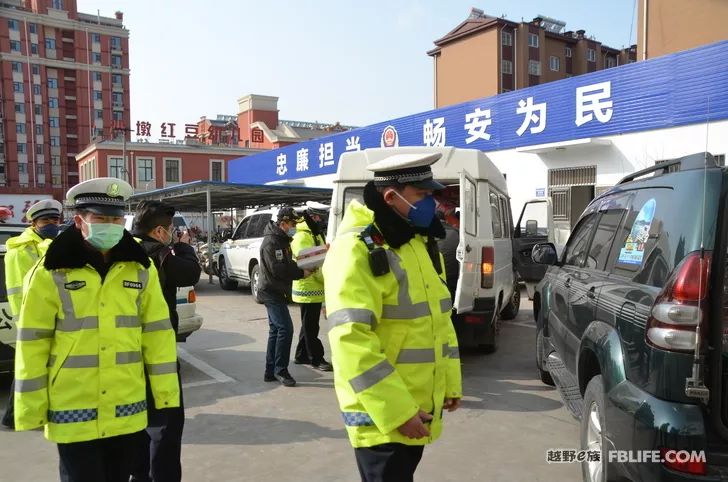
323, 152, 463, 482
14, 178, 180, 482
1, 199, 62, 429
292, 201, 333, 371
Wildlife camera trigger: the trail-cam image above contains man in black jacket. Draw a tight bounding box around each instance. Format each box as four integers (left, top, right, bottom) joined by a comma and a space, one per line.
130, 201, 202, 482
259, 207, 313, 387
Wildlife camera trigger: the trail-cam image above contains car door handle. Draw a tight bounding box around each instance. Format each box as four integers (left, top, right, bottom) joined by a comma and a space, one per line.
565, 279, 571, 289
465, 244, 472, 253
587, 287, 596, 299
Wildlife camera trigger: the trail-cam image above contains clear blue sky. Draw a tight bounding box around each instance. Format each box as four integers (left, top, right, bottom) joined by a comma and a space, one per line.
78, 0, 637, 137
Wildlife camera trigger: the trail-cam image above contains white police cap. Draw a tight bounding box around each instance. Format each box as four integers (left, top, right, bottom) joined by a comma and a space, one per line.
27, 199, 62, 221
305, 201, 330, 216
366, 152, 445, 190
66, 177, 133, 216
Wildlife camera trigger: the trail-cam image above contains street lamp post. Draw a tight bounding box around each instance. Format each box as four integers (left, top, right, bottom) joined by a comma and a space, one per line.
112, 122, 133, 184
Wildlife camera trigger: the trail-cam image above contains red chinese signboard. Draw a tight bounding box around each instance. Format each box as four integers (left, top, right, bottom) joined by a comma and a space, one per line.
251, 128, 264, 143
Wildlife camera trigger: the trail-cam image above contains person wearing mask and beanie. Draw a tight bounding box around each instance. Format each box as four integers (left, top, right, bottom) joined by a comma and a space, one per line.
259, 207, 314, 387
13, 177, 179, 482
129, 201, 201, 482
1, 199, 63, 429
322, 153, 462, 482
292, 201, 333, 371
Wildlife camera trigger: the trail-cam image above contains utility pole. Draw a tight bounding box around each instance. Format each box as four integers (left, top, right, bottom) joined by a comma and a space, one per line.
112, 120, 133, 184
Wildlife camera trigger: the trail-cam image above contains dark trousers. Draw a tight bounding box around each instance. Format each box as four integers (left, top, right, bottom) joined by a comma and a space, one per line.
1, 379, 14, 428
265, 300, 294, 376
130, 370, 184, 482
294, 302, 325, 364
58, 430, 145, 482
355, 443, 425, 482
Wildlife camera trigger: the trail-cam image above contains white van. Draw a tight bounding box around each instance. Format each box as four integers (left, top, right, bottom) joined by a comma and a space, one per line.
329, 146, 520, 352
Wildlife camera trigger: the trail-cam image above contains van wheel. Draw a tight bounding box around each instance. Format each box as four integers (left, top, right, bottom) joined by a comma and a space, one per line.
536, 328, 555, 386
477, 316, 499, 354
500, 281, 521, 320
218, 260, 238, 291
250, 264, 262, 304
581, 375, 608, 482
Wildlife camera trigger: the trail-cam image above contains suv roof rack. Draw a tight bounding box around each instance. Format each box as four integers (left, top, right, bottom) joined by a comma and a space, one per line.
617, 152, 717, 185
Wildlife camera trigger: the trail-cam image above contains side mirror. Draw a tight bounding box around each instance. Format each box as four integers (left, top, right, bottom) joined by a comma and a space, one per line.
525, 220, 538, 236
532, 243, 558, 265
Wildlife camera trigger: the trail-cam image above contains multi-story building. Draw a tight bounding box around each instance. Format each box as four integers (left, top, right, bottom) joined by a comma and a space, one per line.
428, 8, 636, 108
637, 0, 728, 60
0, 0, 129, 198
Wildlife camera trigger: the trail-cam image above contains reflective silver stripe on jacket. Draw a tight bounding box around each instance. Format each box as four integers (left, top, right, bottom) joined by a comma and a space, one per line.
116, 316, 140, 328
7, 286, 22, 296
15, 375, 47, 392
442, 343, 459, 359
440, 298, 453, 313
382, 250, 432, 320
328, 308, 377, 330
349, 360, 394, 393
52, 272, 98, 332
116, 351, 142, 364
146, 362, 177, 375
16, 328, 54, 341
396, 348, 436, 364
142, 318, 173, 333
62, 355, 99, 368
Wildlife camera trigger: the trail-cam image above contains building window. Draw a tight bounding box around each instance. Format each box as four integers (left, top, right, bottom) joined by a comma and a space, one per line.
528, 33, 539, 48
35, 124, 43, 135
165, 159, 180, 183
112, 92, 123, 103
501, 31, 512, 47
501, 59, 513, 74
34, 104, 42, 115
8, 19, 19, 30
93, 52, 102, 64
210, 160, 223, 182
28, 23, 37, 34
17, 143, 26, 154
94, 71, 102, 82
528, 60, 542, 76
14, 103, 24, 114
11, 61, 21, 72
50, 136, 60, 146
137, 159, 153, 183
18, 163, 27, 173
108, 157, 124, 179
49, 117, 60, 127
606, 56, 616, 68
10, 40, 21, 52
51, 156, 60, 166
565, 47, 572, 58
94, 90, 102, 101
45, 38, 56, 50
112, 111, 123, 120
51, 0, 64, 10
16, 123, 25, 134
549, 56, 560, 71
13, 82, 23, 93
31, 64, 40, 75
92, 32, 101, 43
48, 78, 58, 88
36, 144, 44, 154
111, 55, 122, 68
36, 164, 44, 175
31, 43, 38, 55
95, 109, 103, 119
112, 73, 122, 85
587, 48, 596, 62
111, 37, 121, 50
48, 97, 59, 108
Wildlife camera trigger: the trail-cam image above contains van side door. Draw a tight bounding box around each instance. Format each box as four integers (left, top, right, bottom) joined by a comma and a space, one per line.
513, 198, 554, 285
454, 172, 479, 313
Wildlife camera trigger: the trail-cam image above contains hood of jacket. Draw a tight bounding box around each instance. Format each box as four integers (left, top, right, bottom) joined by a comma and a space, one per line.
263, 220, 292, 243
6, 226, 44, 249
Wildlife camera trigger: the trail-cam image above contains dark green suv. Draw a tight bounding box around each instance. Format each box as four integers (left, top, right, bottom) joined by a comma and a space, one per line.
533, 153, 728, 481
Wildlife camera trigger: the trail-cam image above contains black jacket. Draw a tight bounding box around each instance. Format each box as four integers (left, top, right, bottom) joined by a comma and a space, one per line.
258, 221, 304, 304
437, 223, 460, 302
133, 233, 202, 333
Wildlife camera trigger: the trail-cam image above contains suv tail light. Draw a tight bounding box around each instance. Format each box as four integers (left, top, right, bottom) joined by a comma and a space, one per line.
187, 290, 196, 304
481, 247, 494, 289
646, 251, 711, 352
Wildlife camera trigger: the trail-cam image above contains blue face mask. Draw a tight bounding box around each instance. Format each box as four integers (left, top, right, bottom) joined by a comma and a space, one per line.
390, 191, 436, 228
287, 227, 297, 237
82, 219, 125, 251
36, 223, 60, 239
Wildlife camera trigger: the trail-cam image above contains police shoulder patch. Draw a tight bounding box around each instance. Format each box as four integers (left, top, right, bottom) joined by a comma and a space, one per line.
275, 249, 284, 261
64, 280, 86, 290
123, 280, 143, 289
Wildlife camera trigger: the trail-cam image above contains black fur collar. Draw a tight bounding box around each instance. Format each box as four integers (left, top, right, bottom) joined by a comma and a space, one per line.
44, 225, 151, 271
363, 181, 445, 248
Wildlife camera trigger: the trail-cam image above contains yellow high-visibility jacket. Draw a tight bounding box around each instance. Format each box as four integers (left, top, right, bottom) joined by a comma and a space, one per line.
14, 227, 180, 444
323, 200, 462, 448
291, 221, 325, 304
4, 227, 51, 316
